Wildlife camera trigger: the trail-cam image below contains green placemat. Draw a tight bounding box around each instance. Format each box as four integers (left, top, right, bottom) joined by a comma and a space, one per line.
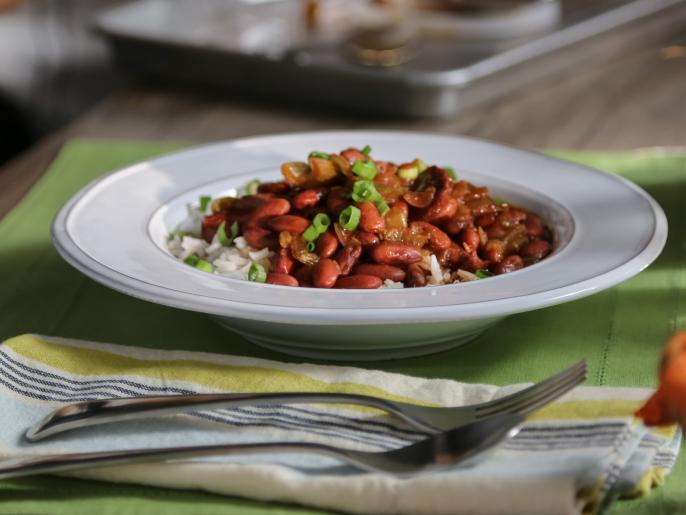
0, 139, 684, 515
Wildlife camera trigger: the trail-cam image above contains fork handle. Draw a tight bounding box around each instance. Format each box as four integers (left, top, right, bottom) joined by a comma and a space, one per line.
0, 441, 370, 481
26, 392, 433, 442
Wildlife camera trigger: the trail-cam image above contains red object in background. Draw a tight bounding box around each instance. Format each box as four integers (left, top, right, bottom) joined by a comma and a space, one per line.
636, 331, 686, 427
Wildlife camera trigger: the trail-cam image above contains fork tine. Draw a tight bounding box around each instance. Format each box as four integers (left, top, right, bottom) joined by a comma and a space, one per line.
515, 372, 586, 417
477, 367, 586, 417
475, 361, 586, 414
477, 371, 585, 419
477, 364, 586, 417
508, 368, 586, 417
477, 365, 586, 417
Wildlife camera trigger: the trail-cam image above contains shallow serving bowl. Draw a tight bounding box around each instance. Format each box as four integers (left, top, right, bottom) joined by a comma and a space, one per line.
52, 131, 667, 361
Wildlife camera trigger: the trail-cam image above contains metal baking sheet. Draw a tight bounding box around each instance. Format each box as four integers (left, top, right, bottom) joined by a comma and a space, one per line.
96, 0, 686, 118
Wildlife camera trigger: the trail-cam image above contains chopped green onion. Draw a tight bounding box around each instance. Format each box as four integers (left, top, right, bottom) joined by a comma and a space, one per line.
351, 180, 381, 203
444, 166, 457, 181
475, 269, 493, 279
397, 164, 419, 181
309, 151, 331, 160
339, 205, 361, 231
195, 259, 214, 273
352, 159, 378, 180
199, 195, 212, 212
415, 159, 428, 173
184, 255, 199, 266
312, 213, 331, 233
493, 197, 507, 206
307, 241, 316, 252
240, 179, 261, 197
248, 263, 267, 283
303, 213, 331, 244
361, 144, 372, 156
375, 198, 390, 216
185, 255, 213, 273
302, 225, 320, 242
217, 221, 239, 246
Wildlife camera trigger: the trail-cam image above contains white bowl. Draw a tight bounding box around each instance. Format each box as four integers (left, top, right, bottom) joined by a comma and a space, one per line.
52, 131, 667, 361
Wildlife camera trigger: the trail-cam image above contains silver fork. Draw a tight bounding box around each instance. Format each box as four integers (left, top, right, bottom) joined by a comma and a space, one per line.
26, 361, 586, 441
3, 413, 524, 480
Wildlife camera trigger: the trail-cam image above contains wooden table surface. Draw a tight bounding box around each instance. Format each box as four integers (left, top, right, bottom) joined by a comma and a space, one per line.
1, 21, 685, 219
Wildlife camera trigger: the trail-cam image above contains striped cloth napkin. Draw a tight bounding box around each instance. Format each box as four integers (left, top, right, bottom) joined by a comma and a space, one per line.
0, 335, 680, 515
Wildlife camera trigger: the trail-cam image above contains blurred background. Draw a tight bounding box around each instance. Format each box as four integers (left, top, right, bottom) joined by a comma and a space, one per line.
1, 0, 685, 166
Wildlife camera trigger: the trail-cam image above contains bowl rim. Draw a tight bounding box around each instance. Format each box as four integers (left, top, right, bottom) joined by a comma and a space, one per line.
51, 130, 668, 325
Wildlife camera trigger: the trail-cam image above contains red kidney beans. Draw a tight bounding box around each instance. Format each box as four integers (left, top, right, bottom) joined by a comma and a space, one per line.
459, 226, 481, 252
257, 181, 291, 195
482, 239, 505, 263
494, 254, 524, 275
326, 186, 349, 216
521, 239, 552, 262
370, 242, 423, 266
266, 273, 299, 287
357, 202, 385, 233
353, 264, 406, 282
355, 231, 380, 247
266, 215, 310, 234
336, 245, 362, 275
525, 215, 544, 238
273, 248, 295, 274
410, 222, 451, 252
312, 258, 341, 288
341, 148, 367, 165
405, 264, 427, 288
293, 265, 314, 287
294, 188, 326, 210
421, 191, 458, 224
436, 242, 466, 268
317, 230, 339, 258
196, 147, 554, 288
333, 275, 383, 289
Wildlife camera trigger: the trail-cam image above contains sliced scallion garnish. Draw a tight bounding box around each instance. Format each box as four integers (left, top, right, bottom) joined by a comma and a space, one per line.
302, 213, 331, 244
303, 225, 319, 242
307, 241, 316, 252
217, 221, 239, 247
361, 144, 372, 156
352, 159, 378, 180
351, 180, 381, 203
248, 263, 267, 283
475, 269, 493, 279
375, 198, 390, 216
312, 213, 331, 233
185, 255, 213, 273
493, 197, 507, 206
339, 205, 361, 231
195, 259, 214, 273
444, 166, 457, 181
397, 164, 419, 181
184, 255, 199, 267
199, 195, 212, 212
309, 151, 331, 160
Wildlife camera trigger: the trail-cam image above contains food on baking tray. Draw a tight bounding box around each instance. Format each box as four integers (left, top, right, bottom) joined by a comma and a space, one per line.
168, 146, 553, 289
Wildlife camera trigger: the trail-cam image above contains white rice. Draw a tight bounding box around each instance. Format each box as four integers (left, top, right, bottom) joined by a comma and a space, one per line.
429, 254, 443, 285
